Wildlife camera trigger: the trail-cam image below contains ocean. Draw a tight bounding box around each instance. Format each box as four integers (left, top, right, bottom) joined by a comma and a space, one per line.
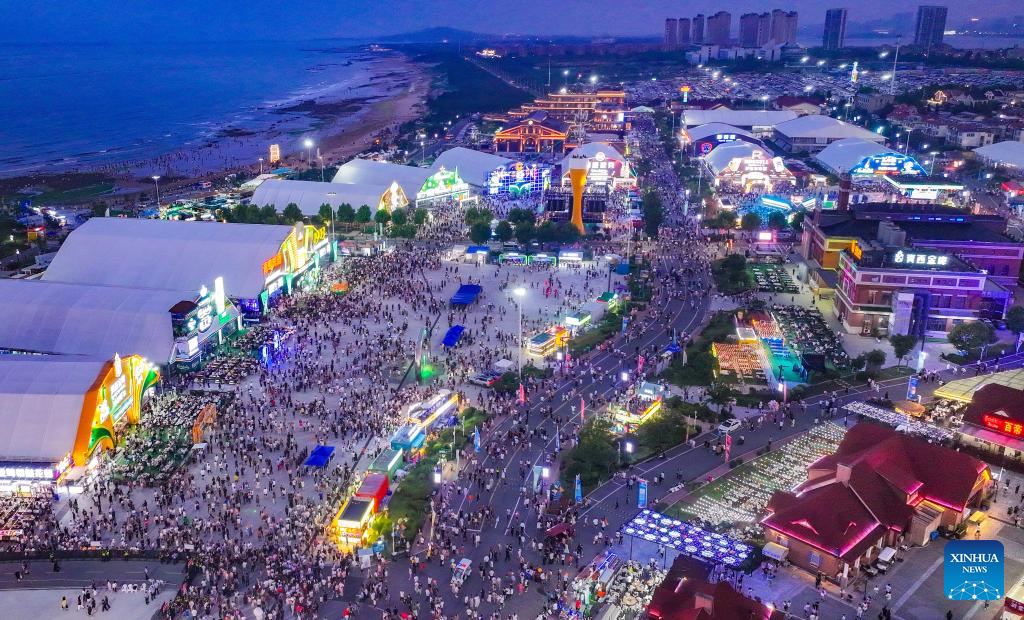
0, 40, 377, 178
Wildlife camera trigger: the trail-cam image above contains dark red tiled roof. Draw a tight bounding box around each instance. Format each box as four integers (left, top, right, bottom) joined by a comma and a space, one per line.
762, 483, 880, 559
964, 384, 1024, 428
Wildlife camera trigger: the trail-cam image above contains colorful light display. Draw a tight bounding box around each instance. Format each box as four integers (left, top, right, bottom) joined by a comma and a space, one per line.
851, 153, 927, 176
620, 510, 753, 566
486, 162, 551, 197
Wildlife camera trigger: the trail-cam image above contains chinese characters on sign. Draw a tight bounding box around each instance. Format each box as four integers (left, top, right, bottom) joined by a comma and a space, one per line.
892, 250, 949, 267
982, 413, 1024, 438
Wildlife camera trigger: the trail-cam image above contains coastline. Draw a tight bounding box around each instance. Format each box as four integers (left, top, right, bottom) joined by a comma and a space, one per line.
1, 50, 431, 204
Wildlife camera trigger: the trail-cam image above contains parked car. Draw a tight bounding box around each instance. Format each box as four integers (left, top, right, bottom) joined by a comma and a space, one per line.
469, 370, 502, 387
717, 419, 742, 434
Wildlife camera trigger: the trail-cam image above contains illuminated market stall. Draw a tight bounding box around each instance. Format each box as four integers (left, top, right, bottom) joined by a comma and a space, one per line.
0, 353, 159, 491
527, 326, 569, 358
332, 497, 375, 548
609, 382, 665, 434
704, 143, 795, 193
40, 218, 331, 317
486, 161, 552, 197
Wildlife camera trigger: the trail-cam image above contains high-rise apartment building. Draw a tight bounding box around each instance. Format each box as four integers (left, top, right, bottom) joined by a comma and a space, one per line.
758, 12, 772, 45
770, 9, 799, 45
823, 8, 848, 50
664, 18, 678, 49
740, 13, 761, 47
914, 5, 948, 50
707, 11, 732, 45
692, 14, 706, 44
678, 17, 691, 46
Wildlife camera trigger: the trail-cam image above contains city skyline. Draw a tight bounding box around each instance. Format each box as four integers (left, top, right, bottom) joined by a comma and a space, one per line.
1, 1, 1021, 43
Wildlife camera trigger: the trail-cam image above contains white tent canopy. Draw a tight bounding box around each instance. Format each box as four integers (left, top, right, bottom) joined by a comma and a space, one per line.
974, 141, 1024, 170
252, 179, 395, 215
682, 109, 797, 129
332, 158, 434, 196
42, 218, 293, 299
561, 143, 625, 168
0, 356, 108, 463
814, 138, 892, 175
0, 279, 183, 364
705, 142, 773, 175
432, 147, 512, 188
773, 115, 884, 141
684, 122, 755, 143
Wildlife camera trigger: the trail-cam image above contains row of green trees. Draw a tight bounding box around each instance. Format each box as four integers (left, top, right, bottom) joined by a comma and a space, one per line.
465, 205, 580, 245
224, 202, 429, 237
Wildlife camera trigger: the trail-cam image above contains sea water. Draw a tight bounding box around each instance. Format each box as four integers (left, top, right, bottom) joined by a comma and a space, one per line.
0, 39, 371, 177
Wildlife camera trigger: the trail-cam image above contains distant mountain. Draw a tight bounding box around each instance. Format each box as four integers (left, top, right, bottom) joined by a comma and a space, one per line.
375, 27, 499, 44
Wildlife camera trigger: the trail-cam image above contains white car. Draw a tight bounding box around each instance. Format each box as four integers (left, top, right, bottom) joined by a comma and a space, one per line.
717, 419, 742, 434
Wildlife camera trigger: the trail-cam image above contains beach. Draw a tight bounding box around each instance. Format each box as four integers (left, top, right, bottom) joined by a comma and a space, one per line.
0, 42, 431, 202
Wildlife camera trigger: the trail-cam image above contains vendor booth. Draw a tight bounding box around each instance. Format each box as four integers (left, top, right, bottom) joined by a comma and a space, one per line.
368, 448, 404, 481
391, 424, 426, 451
528, 326, 569, 358
355, 473, 390, 511
333, 497, 375, 548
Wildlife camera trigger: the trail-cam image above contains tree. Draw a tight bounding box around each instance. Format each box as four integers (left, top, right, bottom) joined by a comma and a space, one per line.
469, 222, 491, 244
790, 211, 806, 232
740, 212, 762, 231
390, 208, 408, 227
374, 209, 391, 226
507, 208, 536, 227
318, 203, 334, 222
535, 221, 559, 243
337, 203, 355, 223
889, 334, 918, 366
413, 208, 429, 227
463, 207, 480, 226
495, 220, 514, 242
642, 191, 664, 239
561, 418, 618, 488
556, 222, 581, 244
1006, 306, 1024, 336
355, 205, 372, 223
514, 221, 535, 245
260, 205, 279, 224
706, 383, 734, 419
282, 203, 304, 224
948, 321, 996, 354
864, 349, 887, 373
766, 211, 788, 230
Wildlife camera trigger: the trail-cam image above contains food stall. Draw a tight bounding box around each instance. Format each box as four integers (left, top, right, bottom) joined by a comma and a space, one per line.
390, 424, 425, 451
406, 390, 461, 431
609, 382, 665, 434
333, 497, 375, 549
528, 326, 569, 358
564, 311, 592, 332
355, 473, 390, 512
367, 448, 404, 481
570, 549, 622, 618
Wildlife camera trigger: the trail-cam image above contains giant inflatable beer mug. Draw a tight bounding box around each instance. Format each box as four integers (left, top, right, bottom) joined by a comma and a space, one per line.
566, 152, 589, 235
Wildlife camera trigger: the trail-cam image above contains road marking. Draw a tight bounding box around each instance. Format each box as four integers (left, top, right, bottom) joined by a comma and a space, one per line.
891, 556, 943, 612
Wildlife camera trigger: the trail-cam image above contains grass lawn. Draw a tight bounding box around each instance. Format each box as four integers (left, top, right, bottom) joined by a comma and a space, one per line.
22, 182, 115, 205
941, 343, 1015, 365
568, 313, 623, 355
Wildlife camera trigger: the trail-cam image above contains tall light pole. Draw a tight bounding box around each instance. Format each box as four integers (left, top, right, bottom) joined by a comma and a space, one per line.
888, 40, 901, 96
318, 155, 325, 182
151, 175, 161, 207
303, 138, 314, 168
514, 287, 525, 380
928, 151, 939, 176
258, 157, 264, 175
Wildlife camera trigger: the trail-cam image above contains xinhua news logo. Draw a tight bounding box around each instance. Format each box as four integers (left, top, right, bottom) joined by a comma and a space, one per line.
943, 540, 1004, 601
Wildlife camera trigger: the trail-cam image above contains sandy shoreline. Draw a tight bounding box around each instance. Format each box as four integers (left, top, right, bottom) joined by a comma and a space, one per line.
2, 51, 431, 201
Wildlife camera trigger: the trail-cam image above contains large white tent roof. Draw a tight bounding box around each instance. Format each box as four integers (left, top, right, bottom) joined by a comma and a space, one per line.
561, 143, 625, 167
331, 158, 434, 195
431, 147, 512, 187
0, 356, 107, 463
684, 123, 755, 143
773, 115, 884, 141
0, 279, 182, 364
705, 142, 772, 175
682, 109, 797, 128
42, 218, 293, 299
252, 179, 389, 215
974, 141, 1024, 169
814, 138, 893, 174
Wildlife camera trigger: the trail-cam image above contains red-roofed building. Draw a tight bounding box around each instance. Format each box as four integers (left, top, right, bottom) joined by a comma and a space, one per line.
647, 557, 785, 620
761, 423, 991, 583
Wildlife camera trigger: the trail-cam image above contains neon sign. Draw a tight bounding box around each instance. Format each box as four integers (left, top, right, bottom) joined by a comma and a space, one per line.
851, 153, 927, 176
982, 414, 1024, 438
892, 250, 949, 267
262, 252, 283, 276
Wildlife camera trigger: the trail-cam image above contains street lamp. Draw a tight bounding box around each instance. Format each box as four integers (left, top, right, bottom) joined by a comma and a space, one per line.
258, 157, 264, 175
151, 175, 161, 207
514, 287, 526, 380
760, 95, 769, 110
928, 151, 939, 176
303, 138, 314, 167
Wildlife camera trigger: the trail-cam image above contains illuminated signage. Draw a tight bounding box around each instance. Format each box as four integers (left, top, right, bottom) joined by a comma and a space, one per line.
892, 250, 949, 267
269, 144, 281, 164
262, 252, 284, 276
851, 153, 927, 177
982, 413, 1024, 438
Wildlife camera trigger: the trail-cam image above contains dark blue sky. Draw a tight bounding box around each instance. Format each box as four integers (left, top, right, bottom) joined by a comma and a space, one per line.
0, 1, 1013, 42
